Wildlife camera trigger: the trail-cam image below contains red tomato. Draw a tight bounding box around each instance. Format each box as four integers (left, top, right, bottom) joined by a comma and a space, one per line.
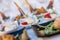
21, 22, 28, 25
44, 13, 51, 18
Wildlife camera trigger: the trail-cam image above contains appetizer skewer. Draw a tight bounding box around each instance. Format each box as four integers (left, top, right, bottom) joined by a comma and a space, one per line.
0, 12, 7, 20
14, 2, 25, 16
14, 2, 24, 21
25, 0, 47, 15
47, 0, 54, 8
14, 3, 30, 39
14, 2, 37, 25
25, 0, 34, 13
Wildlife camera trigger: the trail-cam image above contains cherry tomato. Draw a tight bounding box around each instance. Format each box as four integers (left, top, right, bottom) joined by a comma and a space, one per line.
21, 22, 28, 25
44, 13, 51, 18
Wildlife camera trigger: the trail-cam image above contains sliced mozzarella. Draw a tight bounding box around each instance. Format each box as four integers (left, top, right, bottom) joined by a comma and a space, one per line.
25, 18, 34, 24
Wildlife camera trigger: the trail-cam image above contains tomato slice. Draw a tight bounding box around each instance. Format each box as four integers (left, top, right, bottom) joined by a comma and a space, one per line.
44, 13, 51, 18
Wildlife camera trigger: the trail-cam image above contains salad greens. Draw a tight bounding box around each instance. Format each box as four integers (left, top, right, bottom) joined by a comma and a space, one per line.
37, 16, 42, 19
37, 22, 60, 35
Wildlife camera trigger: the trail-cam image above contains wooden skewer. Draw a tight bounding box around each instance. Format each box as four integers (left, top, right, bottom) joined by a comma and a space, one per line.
47, 0, 54, 8
0, 12, 7, 20
14, 2, 25, 16
25, 0, 34, 13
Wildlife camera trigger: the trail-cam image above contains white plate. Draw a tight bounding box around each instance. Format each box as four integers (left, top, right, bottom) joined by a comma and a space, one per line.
6, 25, 24, 33
0, 26, 24, 36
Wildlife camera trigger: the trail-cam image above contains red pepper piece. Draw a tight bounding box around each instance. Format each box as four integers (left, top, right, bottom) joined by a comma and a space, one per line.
44, 13, 51, 18
21, 22, 28, 25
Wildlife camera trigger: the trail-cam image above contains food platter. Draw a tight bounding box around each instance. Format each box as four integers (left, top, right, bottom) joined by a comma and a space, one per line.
32, 19, 60, 37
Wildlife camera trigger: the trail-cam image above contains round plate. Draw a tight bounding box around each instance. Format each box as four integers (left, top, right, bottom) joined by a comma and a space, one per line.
8, 26, 24, 36
7, 26, 24, 33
